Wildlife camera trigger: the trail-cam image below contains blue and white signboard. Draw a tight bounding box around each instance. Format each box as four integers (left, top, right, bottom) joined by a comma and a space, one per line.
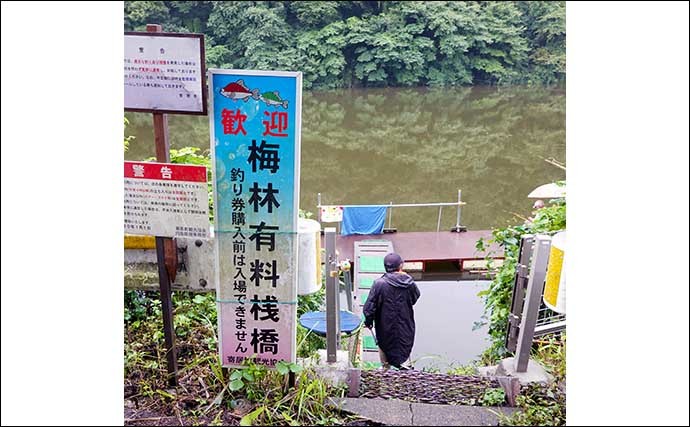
209, 70, 302, 368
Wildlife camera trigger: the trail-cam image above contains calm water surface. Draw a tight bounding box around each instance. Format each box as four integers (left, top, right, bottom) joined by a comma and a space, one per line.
126, 86, 565, 231
412, 280, 490, 370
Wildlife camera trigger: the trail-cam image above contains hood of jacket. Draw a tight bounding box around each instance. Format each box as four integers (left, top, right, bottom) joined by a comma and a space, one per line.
380, 272, 416, 289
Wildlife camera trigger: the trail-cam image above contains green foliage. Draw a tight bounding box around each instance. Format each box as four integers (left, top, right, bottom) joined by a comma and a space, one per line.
498, 336, 566, 425
207, 2, 297, 72
295, 322, 325, 360
166, 146, 211, 167
124, 1, 213, 33
124, 1, 170, 31
475, 193, 566, 364
124, 290, 355, 425
124, 289, 158, 323
500, 385, 565, 426
124, 1, 566, 88
124, 117, 134, 152
297, 286, 324, 318
447, 362, 479, 376
124, 291, 218, 381
517, 1, 566, 85
534, 334, 566, 383
225, 358, 346, 426
360, 361, 382, 371
295, 21, 348, 89
481, 387, 506, 406
289, 1, 342, 29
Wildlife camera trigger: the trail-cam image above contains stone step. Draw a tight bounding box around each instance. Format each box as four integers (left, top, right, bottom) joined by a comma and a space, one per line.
328, 397, 517, 426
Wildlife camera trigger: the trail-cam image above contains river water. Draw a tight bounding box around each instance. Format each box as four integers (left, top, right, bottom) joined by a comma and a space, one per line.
125, 85, 565, 231
412, 280, 490, 370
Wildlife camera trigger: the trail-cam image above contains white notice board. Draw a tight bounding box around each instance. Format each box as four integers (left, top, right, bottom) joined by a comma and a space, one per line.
124, 32, 207, 115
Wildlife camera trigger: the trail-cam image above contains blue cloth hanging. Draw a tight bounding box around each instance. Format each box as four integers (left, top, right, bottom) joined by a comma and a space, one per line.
341, 206, 387, 235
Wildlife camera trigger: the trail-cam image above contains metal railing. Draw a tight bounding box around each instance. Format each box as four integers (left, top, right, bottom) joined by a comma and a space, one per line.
317, 190, 467, 232
506, 234, 566, 372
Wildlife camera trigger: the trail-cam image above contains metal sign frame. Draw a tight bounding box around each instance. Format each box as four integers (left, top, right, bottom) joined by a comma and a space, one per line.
209, 68, 303, 369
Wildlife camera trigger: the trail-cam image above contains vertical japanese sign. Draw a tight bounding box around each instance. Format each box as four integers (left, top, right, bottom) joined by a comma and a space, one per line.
209, 70, 302, 368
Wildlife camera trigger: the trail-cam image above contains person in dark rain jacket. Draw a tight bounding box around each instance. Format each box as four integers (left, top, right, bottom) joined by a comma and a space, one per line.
363, 252, 421, 369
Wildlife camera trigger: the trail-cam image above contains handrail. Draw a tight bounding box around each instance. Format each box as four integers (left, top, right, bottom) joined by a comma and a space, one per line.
317, 201, 465, 208
317, 190, 467, 232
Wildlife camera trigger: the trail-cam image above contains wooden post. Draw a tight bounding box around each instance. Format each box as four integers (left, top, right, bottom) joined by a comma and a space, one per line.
155, 236, 178, 386
148, 23, 178, 387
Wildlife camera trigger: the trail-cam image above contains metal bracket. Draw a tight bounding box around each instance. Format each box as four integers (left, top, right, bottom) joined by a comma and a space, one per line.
505, 235, 534, 352
514, 235, 552, 372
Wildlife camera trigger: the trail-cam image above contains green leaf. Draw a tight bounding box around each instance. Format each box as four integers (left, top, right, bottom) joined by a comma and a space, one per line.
229, 378, 245, 391
289, 363, 304, 373
275, 361, 290, 375
240, 406, 265, 426
230, 370, 243, 381
242, 370, 254, 381
281, 411, 295, 425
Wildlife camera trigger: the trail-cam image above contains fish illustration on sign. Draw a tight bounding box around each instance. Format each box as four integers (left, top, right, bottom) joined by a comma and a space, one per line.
260, 91, 289, 109
219, 79, 260, 102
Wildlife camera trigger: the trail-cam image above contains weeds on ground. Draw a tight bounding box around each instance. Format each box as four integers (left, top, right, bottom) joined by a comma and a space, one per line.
124, 290, 360, 425
497, 335, 566, 426
481, 388, 506, 406
447, 362, 480, 376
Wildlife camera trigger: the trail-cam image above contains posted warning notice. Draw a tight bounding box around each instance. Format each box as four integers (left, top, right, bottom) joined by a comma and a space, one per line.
124, 161, 210, 238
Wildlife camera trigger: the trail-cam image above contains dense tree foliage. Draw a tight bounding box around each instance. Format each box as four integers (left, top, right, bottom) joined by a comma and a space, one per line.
125, 1, 565, 88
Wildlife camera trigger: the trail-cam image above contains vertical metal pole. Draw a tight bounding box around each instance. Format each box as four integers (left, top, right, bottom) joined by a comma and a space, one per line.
148, 23, 177, 387
505, 235, 535, 353
452, 189, 467, 232
514, 235, 551, 372
387, 202, 393, 229
456, 189, 462, 229
324, 228, 340, 362
436, 206, 443, 232
343, 269, 353, 312
317, 193, 322, 223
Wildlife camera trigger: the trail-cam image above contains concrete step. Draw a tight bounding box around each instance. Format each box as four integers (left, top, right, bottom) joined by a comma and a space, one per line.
328, 397, 517, 426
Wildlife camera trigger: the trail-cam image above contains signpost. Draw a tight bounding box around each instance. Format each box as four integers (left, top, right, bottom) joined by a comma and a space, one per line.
124, 24, 207, 385
209, 69, 302, 369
